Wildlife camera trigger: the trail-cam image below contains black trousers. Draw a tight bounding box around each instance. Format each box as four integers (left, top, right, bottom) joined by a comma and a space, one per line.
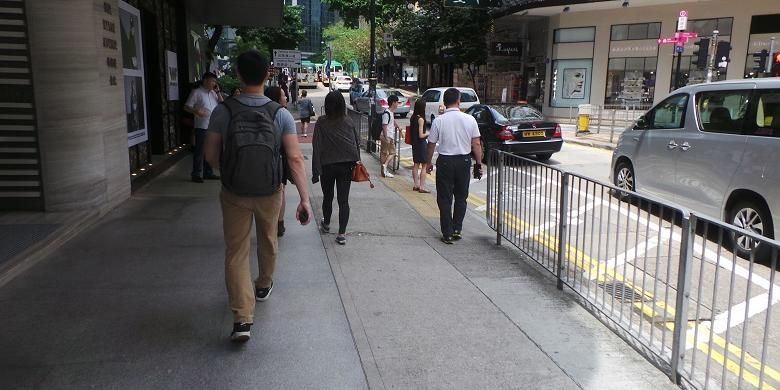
192, 128, 214, 178
435, 154, 472, 237
321, 162, 354, 235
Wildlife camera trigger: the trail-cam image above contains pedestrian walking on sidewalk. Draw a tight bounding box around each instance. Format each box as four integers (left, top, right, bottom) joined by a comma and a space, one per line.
265, 86, 291, 238
205, 50, 313, 342
297, 89, 314, 138
312, 91, 361, 246
410, 99, 430, 193
425, 88, 483, 244
184, 71, 222, 183
380, 95, 399, 178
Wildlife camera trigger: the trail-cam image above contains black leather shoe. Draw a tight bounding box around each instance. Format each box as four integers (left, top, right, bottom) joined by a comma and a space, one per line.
204, 174, 221, 180
191, 176, 204, 183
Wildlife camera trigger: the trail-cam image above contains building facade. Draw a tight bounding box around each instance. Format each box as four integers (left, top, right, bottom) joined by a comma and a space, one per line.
0, 0, 281, 213
287, 0, 339, 57
490, 0, 780, 118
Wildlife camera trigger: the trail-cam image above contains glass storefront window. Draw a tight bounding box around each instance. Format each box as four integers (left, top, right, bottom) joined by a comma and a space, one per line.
554, 27, 596, 43
611, 22, 662, 41
604, 57, 657, 105
689, 18, 733, 36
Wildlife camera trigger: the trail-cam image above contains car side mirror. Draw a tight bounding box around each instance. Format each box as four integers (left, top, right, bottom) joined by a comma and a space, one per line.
634, 115, 649, 130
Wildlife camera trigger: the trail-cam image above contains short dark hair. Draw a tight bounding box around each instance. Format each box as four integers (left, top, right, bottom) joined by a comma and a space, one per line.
301, 90, 307, 97
236, 50, 269, 86
324, 90, 346, 119
201, 71, 217, 81
265, 86, 285, 104
443, 88, 460, 107
387, 94, 399, 105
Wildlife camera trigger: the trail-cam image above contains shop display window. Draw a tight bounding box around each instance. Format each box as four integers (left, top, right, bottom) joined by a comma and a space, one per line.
604, 57, 657, 105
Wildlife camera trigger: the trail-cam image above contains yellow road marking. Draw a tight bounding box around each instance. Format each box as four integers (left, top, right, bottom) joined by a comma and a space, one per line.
485, 202, 780, 389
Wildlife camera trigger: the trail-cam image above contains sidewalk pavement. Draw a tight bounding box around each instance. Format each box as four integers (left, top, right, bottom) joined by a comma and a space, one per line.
0, 144, 676, 389
560, 124, 623, 151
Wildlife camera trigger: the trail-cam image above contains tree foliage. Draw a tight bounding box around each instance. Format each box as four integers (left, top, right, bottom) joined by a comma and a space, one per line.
323, 22, 372, 74
323, 0, 407, 27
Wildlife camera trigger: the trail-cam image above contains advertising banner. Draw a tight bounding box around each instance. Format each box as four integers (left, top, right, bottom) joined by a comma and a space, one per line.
119, 0, 148, 147
166, 50, 178, 101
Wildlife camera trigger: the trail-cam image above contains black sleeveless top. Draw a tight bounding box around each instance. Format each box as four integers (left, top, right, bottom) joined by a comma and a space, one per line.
410, 114, 429, 142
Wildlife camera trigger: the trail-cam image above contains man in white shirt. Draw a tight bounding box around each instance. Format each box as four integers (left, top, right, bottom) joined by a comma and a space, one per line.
380, 94, 400, 178
425, 88, 483, 244
185, 72, 223, 183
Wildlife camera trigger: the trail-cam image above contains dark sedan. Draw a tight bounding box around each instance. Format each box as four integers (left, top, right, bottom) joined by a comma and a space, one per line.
465, 104, 563, 162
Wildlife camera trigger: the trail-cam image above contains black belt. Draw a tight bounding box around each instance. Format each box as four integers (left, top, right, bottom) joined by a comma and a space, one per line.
438, 154, 471, 158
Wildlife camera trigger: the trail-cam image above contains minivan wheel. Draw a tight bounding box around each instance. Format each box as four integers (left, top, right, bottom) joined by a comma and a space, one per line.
727, 200, 774, 260
614, 161, 635, 195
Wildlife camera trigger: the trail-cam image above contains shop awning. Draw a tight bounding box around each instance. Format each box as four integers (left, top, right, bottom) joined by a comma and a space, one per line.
184, 0, 282, 27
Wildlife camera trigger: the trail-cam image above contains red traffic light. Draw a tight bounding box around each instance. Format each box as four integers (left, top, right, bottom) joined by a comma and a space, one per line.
775, 53, 780, 63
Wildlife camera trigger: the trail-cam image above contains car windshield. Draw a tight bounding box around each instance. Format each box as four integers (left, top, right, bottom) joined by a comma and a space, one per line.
376, 90, 388, 98
387, 90, 404, 97
508, 106, 544, 121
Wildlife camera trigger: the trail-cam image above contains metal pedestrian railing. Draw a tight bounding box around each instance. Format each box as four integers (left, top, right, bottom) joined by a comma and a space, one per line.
487, 150, 780, 390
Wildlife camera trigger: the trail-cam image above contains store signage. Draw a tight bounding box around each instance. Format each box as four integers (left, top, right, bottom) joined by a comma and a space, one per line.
491, 42, 522, 57
166, 51, 178, 101
273, 49, 301, 68
610, 40, 658, 57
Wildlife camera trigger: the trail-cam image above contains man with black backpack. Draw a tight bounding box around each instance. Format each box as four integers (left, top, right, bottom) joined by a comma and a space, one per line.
205, 50, 313, 343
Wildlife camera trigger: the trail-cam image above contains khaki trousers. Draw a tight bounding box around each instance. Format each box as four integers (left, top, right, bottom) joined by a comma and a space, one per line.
380, 139, 395, 165
220, 188, 282, 323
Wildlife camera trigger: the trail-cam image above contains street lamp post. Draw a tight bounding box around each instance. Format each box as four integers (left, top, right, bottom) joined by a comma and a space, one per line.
368, 0, 377, 151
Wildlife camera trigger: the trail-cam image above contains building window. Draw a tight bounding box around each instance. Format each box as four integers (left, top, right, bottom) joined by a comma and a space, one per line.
554, 27, 596, 43
610, 23, 661, 41
605, 57, 657, 105
689, 17, 733, 36
751, 14, 780, 34
670, 55, 727, 91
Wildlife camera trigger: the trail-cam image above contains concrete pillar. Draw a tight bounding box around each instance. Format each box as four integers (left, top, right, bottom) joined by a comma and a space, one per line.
26, 0, 130, 212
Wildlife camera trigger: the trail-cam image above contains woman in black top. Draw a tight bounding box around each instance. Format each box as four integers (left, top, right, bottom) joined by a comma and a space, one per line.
410, 99, 430, 193
265, 86, 290, 237
312, 91, 361, 245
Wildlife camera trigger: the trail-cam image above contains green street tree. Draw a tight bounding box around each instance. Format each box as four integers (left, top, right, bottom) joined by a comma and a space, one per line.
323, 21, 373, 76
234, 5, 305, 55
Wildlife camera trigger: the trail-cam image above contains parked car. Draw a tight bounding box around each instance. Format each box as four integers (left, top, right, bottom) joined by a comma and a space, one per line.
465, 104, 562, 162
420, 87, 480, 122
333, 76, 353, 92
349, 83, 369, 106
611, 79, 780, 259
353, 88, 411, 117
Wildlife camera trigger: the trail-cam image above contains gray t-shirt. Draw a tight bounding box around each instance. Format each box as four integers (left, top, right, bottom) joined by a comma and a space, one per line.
208, 94, 297, 137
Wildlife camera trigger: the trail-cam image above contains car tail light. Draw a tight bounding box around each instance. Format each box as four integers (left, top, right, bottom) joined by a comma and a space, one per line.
497, 126, 514, 141
379, 99, 388, 107
405, 100, 411, 106
553, 124, 562, 138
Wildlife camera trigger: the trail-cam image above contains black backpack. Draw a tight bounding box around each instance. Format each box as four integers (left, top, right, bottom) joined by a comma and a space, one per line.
220, 98, 283, 197
370, 110, 391, 140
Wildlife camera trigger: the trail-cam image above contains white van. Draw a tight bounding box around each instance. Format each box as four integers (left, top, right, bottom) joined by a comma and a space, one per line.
420, 87, 480, 122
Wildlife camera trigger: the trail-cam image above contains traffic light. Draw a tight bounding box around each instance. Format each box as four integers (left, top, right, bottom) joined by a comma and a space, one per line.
772, 52, 780, 77
715, 41, 732, 68
692, 38, 710, 70
752, 50, 769, 73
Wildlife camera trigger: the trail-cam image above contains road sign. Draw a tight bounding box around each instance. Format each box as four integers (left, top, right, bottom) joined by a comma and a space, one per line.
658, 37, 680, 45
676, 45, 685, 54
382, 32, 393, 43
675, 32, 698, 39
677, 9, 688, 31
272, 49, 301, 68
443, 0, 502, 9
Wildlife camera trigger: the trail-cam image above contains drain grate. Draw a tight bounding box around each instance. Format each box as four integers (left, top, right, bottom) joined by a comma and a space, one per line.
0, 224, 60, 267
599, 281, 644, 302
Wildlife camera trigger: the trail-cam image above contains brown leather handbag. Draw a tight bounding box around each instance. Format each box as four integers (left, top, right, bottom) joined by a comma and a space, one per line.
351, 162, 374, 188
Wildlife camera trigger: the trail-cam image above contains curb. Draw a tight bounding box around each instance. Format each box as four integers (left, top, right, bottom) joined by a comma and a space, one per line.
564, 138, 616, 151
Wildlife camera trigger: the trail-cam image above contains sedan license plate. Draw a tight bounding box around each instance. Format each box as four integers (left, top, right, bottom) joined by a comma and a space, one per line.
523, 130, 546, 138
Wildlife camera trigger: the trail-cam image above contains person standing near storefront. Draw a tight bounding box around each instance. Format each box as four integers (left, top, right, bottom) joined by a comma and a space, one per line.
184, 71, 222, 183
425, 88, 483, 244
205, 50, 312, 342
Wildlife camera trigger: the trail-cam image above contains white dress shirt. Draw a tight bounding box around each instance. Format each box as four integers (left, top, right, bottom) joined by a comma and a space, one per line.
428, 108, 480, 155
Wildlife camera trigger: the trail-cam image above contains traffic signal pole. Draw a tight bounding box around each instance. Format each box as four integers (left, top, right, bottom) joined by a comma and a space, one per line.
367, 0, 377, 151
768, 37, 776, 73
706, 30, 719, 83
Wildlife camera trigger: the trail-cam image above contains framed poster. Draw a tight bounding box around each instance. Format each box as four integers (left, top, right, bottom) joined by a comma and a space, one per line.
166, 50, 179, 101
119, 0, 148, 147
562, 68, 586, 99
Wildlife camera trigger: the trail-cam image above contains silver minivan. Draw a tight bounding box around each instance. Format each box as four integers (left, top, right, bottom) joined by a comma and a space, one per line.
611, 79, 780, 259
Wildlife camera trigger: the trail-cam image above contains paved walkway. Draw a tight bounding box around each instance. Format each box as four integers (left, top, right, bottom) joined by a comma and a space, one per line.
560, 124, 623, 150
0, 144, 677, 389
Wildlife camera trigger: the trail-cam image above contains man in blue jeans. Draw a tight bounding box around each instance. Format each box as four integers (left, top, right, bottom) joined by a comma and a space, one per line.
185, 72, 223, 183
425, 88, 484, 244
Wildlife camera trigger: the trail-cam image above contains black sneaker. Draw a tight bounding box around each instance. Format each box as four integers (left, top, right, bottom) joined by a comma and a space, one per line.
440, 236, 454, 244
231, 322, 251, 342
255, 280, 273, 302
452, 231, 462, 241
336, 235, 346, 245
320, 219, 330, 233
191, 176, 204, 183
